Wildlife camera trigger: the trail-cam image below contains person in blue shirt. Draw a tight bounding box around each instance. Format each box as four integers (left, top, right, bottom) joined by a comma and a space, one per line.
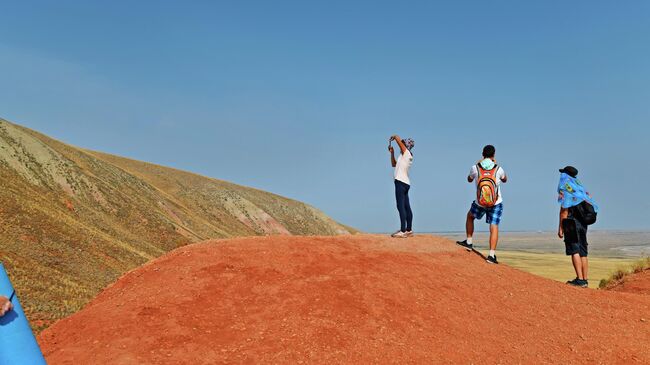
557, 166, 598, 288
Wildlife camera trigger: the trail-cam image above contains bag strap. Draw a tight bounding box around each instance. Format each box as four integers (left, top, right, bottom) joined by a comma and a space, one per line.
9, 290, 15, 302
491, 164, 499, 177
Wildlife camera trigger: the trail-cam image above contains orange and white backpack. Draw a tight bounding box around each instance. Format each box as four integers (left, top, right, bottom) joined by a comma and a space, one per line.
476, 164, 499, 207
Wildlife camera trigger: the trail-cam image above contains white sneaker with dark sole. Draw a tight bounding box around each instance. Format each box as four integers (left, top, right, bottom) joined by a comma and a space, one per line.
486, 255, 499, 264
456, 240, 473, 251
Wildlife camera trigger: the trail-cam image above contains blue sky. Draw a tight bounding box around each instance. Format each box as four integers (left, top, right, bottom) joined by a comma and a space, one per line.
1, 1, 649, 232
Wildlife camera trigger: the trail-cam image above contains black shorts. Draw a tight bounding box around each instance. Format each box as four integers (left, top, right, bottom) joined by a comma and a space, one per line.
563, 217, 588, 257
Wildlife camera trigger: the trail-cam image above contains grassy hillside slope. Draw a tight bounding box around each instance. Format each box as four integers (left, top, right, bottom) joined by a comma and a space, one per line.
0, 118, 352, 331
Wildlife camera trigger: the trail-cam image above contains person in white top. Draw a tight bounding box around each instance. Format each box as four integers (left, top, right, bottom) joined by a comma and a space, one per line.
456, 145, 508, 264
388, 135, 415, 238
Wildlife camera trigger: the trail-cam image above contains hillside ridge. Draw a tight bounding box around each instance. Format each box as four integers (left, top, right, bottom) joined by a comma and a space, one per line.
0, 118, 352, 331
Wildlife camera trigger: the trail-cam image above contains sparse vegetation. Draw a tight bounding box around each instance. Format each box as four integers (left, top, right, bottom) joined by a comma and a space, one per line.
599, 257, 650, 289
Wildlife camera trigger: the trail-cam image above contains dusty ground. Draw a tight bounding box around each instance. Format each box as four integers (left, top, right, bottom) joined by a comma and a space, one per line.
38, 235, 650, 364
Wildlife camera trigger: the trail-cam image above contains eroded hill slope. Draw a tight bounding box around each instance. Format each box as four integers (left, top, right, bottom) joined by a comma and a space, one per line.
0, 118, 351, 330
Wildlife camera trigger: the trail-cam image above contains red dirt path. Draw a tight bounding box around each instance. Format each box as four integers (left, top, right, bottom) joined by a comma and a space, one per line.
38, 235, 650, 364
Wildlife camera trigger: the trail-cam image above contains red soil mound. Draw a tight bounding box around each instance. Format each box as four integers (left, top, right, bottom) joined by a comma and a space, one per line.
608, 269, 650, 295
38, 235, 650, 364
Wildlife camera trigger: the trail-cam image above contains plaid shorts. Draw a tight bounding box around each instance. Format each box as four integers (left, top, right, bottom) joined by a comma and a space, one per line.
470, 201, 503, 225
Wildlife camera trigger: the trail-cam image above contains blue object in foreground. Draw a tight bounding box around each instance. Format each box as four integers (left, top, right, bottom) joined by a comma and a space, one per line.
0, 263, 47, 365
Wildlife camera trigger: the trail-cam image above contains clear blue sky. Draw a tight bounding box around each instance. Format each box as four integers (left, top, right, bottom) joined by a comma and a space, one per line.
1, 1, 649, 232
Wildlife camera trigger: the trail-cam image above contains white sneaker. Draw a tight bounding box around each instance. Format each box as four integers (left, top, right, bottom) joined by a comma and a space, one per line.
391, 231, 408, 238
405, 231, 414, 237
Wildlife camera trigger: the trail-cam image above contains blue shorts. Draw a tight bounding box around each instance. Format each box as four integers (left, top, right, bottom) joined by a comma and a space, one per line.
469, 202, 503, 225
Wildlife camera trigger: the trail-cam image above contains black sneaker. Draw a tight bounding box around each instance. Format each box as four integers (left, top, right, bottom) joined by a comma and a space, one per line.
486, 255, 498, 264
567, 278, 588, 288
456, 240, 473, 251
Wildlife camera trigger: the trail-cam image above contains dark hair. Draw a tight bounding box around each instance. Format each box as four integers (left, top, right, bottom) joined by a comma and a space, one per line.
482, 145, 496, 158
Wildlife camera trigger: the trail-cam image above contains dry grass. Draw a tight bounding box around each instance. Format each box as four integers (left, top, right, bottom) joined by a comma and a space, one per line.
599, 257, 650, 289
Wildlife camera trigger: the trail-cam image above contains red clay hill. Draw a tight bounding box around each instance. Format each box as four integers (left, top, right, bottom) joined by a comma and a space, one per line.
38, 235, 650, 364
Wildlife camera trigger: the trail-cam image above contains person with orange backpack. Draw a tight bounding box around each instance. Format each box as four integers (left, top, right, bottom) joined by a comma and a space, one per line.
456, 145, 508, 264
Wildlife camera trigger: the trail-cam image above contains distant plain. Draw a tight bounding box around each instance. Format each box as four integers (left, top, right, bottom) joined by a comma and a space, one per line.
441, 231, 649, 288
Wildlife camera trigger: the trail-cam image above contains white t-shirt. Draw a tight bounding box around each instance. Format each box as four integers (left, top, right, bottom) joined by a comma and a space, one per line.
469, 164, 506, 206
394, 149, 413, 185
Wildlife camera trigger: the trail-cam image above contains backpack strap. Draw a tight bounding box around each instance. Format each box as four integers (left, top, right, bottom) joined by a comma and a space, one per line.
476, 163, 483, 176
493, 165, 500, 193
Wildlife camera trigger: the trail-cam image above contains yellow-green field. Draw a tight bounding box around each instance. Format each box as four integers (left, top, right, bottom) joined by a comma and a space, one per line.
492, 250, 636, 288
